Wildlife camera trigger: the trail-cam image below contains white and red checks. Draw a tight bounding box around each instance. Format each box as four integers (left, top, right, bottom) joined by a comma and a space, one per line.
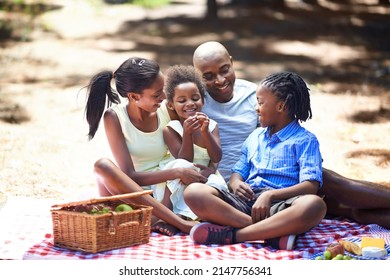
1, 196, 389, 260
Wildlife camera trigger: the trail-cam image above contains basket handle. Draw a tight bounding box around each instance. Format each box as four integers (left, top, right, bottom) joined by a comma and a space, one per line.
52, 190, 153, 209
108, 211, 140, 235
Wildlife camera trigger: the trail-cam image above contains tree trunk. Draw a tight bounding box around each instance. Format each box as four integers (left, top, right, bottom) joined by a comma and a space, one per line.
206, 0, 218, 18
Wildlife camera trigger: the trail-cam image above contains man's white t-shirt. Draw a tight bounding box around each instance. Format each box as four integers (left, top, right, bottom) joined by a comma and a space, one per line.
202, 79, 259, 182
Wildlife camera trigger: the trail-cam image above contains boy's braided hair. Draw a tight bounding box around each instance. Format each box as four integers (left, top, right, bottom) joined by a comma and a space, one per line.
261, 71, 312, 122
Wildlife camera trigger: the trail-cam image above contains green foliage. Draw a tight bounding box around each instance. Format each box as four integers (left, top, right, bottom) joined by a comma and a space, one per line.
131, 0, 171, 9
0, 0, 52, 42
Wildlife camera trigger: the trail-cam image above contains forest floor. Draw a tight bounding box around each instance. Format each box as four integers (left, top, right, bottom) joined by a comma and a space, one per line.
0, 0, 389, 200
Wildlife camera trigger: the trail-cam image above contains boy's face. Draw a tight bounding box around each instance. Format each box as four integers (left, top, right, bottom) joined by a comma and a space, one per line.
194, 54, 236, 103
169, 82, 203, 121
256, 86, 285, 129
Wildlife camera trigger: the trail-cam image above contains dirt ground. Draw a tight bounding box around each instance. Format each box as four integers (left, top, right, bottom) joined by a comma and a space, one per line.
0, 0, 389, 200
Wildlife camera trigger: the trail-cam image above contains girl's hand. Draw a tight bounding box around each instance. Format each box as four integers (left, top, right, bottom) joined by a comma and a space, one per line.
183, 115, 201, 135
195, 112, 210, 133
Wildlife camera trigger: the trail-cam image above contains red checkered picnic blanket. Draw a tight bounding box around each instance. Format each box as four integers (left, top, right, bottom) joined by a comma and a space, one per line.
22, 219, 389, 260
1, 197, 389, 260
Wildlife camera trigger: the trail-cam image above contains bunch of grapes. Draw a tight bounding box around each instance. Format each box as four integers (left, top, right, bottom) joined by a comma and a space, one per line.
315, 250, 356, 260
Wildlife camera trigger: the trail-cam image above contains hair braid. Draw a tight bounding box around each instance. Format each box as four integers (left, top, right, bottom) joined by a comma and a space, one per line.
261, 71, 312, 122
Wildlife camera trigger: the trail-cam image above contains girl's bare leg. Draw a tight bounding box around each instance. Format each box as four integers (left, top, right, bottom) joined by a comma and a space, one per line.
151, 187, 181, 236
94, 158, 197, 234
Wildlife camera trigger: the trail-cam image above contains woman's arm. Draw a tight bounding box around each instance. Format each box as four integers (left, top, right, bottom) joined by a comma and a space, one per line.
104, 108, 135, 175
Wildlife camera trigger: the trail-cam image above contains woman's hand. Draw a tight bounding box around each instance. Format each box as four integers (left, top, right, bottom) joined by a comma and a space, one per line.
193, 163, 215, 179
179, 167, 208, 185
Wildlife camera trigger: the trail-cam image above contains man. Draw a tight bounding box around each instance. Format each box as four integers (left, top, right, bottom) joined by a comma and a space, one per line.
192, 41, 390, 229
193, 41, 259, 182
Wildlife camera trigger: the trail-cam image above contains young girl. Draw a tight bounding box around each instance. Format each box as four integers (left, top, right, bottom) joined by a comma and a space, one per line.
162, 64, 228, 220
84, 57, 208, 236
185, 71, 327, 250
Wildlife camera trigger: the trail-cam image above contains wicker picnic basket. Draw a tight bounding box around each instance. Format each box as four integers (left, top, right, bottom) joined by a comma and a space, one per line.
51, 190, 153, 253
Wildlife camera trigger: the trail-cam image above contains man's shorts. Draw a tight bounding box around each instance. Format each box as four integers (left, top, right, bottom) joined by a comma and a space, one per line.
216, 187, 301, 216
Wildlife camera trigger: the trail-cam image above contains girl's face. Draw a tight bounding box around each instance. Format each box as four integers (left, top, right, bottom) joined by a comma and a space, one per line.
136, 72, 166, 112
256, 85, 284, 128
170, 82, 203, 120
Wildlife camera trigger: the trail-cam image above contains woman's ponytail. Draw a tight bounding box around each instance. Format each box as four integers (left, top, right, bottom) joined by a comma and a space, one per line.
85, 70, 120, 140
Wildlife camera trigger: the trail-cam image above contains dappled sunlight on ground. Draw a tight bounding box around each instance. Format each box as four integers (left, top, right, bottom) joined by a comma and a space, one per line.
0, 0, 389, 198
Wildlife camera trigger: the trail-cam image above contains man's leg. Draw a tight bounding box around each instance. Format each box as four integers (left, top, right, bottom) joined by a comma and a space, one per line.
321, 168, 390, 228
321, 168, 390, 209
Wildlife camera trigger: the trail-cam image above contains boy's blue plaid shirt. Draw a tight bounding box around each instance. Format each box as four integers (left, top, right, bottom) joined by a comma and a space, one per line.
232, 120, 323, 190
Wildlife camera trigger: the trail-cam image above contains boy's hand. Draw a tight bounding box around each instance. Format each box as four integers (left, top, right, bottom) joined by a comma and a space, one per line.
251, 192, 272, 222
231, 182, 255, 201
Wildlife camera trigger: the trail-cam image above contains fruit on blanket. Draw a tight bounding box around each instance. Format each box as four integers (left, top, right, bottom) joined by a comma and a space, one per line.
332, 254, 344, 260
323, 250, 332, 260
316, 250, 355, 260
326, 243, 345, 258
316, 252, 354, 260
338, 240, 362, 256
115, 203, 133, 212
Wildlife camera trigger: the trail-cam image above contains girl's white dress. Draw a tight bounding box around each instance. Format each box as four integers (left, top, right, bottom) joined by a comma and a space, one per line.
161, 119, 228, 220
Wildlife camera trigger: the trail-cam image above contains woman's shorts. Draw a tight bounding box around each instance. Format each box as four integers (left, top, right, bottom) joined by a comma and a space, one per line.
215, 187, 301, 216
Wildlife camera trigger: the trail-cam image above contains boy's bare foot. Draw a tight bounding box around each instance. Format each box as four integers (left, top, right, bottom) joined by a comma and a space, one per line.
151, 220, 180, 236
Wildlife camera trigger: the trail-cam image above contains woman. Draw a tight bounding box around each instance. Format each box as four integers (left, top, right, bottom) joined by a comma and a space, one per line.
84, 57, 207, 236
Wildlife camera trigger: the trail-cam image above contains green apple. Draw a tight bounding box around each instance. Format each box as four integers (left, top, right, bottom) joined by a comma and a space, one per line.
115, 203, 133, 212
